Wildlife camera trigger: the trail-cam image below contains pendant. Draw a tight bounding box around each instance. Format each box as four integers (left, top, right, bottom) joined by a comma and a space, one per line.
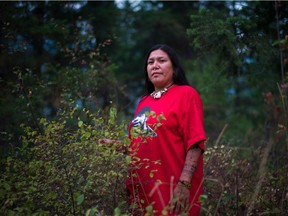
150, 84, 174, 99
154, 91, 162, 99
151, 88, 168, 99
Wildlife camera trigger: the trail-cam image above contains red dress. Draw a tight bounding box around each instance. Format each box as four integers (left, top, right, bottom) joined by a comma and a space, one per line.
126, 85, 206, 216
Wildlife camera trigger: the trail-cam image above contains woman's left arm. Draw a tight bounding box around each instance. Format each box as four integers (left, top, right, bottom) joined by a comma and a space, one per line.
171, 142, 202, 214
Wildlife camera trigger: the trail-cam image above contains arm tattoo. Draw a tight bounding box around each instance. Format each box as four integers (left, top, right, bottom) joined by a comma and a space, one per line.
179, 143, 202, 182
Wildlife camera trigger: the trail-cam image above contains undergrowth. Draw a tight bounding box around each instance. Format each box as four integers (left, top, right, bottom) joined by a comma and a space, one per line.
0, 83, 287, 215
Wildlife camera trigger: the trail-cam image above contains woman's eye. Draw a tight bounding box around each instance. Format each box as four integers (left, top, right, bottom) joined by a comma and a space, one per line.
148, 61, 153, 65
159, 59, 167, 63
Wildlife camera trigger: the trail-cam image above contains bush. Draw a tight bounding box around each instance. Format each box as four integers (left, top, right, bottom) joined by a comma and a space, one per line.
0, 106, 130, 215
202, 144, 287, 216
1, 83, 287, 216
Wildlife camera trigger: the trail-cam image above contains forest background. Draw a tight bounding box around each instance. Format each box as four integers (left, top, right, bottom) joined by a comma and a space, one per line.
0, 0, 287, 215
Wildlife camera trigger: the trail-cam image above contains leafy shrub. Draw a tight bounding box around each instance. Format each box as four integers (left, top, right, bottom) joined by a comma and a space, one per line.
1, 84, 287, 216
0, 107, 130, 215
202, 144, 287, 216
202, 82, 288, 216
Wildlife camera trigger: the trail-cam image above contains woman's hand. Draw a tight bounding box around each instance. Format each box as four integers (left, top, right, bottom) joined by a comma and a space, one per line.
170, 143, 202, 215
170, 183, 190, 215
98, 138, 121, 144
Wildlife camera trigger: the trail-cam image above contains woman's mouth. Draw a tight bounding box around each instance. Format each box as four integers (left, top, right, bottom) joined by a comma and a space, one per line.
151, 72, 162, 77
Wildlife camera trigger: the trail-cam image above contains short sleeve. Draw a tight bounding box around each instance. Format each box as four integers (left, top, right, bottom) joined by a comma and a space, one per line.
181, 88, 206, 152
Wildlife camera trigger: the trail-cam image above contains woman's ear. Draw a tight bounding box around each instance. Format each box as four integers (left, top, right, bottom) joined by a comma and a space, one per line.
173, 70, 176, 80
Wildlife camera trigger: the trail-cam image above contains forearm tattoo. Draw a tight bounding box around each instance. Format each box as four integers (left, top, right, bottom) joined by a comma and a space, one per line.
179, 143, 202, 182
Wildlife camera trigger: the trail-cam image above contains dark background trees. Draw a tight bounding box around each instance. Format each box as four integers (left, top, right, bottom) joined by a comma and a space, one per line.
0, 1, 287, 215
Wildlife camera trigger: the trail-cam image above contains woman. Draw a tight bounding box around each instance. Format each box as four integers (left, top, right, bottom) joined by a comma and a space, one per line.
126, 44, 206, 216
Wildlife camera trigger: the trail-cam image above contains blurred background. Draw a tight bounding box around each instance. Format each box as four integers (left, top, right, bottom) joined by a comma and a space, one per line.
1, 0, 287, 149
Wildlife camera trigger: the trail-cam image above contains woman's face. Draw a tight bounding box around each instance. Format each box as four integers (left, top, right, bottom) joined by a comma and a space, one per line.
147, 49, 174, 91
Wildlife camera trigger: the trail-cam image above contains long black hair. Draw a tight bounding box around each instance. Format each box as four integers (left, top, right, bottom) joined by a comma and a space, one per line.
144, 44, 190, 95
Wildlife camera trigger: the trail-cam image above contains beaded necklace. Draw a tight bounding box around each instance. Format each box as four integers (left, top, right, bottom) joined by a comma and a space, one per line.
150, 84, 174, 99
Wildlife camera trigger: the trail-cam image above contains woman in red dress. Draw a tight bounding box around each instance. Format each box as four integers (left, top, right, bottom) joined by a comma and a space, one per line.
126, 44, 206, 216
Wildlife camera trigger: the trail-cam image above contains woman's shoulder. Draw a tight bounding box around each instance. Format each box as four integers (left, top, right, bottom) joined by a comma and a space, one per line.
174, 85, 200, 95
134, 95, 151, 108
174, 85, 203, 105
172, 87, 203, 114
138, 94, 149, 103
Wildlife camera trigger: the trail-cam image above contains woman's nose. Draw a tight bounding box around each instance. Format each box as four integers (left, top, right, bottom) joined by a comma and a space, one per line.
153, 61, 159, 68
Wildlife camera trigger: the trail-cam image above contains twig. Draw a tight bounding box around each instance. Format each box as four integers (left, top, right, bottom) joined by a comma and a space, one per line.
274, 0, 285, 83
246, 137, 274, 215
215, 124, 228, 147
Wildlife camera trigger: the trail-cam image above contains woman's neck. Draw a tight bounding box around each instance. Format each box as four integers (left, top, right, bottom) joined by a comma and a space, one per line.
154, 82, 174, 92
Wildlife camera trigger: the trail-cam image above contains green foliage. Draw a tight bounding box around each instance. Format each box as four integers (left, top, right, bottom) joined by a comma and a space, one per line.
184, 57, 231, 141
0, 107, 130, 215
201, 79, 288, 215
0, 1, 124, 151
186, 4, 286, 146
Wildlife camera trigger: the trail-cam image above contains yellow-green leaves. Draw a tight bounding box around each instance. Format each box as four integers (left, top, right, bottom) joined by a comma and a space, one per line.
2, 106, 130, 215
78, 120, 84, 128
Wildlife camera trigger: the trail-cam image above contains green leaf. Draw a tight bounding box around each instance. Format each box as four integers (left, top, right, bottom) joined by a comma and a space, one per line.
84, 132, 91, 138
104, 131, 109, 137
199, 194, 208, 204
125, 156, 131, 163
76, 194, 84, 205
85, 207, 98, 216
162, 209, 168, 215
114, 207, 121, 216
108, 107, 117, 124
146, 205, 153, 213
78, 120, 83, 128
